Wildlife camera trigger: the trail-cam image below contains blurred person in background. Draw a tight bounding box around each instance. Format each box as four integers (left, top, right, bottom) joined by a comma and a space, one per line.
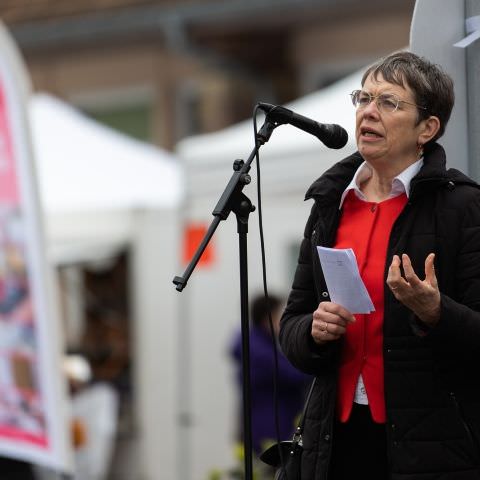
280, 51, 480, 479
230, 293, 310, 456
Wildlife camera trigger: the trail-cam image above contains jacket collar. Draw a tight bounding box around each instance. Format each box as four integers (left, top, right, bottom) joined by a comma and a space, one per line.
304, 151, 363, 205
409, 142, 479, 200
304, 142, 478, 205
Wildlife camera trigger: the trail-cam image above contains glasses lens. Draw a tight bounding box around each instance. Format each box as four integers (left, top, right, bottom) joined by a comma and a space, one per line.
377, 94, 399, 113
351, 91, 372, 109
357, 91, 372, 108
351, 90, 359, 106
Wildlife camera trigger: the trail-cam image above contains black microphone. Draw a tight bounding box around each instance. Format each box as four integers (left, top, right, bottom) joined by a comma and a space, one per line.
257, 102, 348, 149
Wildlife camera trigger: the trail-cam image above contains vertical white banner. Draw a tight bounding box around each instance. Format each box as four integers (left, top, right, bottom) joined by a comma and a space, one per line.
0, 22, 72, 472
410, 0, 469, 173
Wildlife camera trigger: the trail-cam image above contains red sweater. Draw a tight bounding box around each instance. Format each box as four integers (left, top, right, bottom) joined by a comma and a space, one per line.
334, 190, 407, 423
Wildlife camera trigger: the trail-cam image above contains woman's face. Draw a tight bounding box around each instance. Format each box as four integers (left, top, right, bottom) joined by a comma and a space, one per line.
355, 73, 430, 171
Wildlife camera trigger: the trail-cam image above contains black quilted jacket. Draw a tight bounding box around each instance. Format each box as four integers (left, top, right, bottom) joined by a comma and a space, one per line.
279, 143, 480, 479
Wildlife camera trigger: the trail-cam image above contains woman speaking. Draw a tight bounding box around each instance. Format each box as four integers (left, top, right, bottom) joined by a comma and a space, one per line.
280, 51, 480, 479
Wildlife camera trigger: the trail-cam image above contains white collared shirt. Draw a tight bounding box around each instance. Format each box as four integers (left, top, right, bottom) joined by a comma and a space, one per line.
338, 157, 423, 404
339, 158, 424, 209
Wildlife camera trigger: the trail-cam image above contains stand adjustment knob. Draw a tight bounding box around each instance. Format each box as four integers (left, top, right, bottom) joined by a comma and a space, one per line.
233, 159, 244, 171
241, 174, 251, 185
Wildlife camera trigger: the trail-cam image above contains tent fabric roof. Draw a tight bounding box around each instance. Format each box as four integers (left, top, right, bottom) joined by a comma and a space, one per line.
30, 93, 183, 214
177, 68, 363, 165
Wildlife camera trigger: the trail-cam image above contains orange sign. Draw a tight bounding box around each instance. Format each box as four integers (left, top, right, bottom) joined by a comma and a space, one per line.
183, 223, 215, 267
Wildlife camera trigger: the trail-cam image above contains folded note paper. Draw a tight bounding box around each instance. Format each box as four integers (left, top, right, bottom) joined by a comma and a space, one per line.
317, 246, 375, 314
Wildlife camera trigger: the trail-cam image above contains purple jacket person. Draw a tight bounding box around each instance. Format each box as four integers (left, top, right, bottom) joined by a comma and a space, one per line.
230, 293, 311, 455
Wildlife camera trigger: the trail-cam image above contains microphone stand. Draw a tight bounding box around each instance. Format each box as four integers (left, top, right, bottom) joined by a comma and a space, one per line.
173, 118, 277, 480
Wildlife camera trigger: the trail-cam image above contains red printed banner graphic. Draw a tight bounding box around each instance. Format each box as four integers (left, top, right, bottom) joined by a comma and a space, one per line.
0, 23, 71, 472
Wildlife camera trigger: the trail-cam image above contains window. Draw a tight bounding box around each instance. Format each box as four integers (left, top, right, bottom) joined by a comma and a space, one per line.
70, 86, 154, 142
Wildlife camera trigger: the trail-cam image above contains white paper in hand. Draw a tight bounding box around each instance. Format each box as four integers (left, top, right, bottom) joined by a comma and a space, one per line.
316, 246, 375, 314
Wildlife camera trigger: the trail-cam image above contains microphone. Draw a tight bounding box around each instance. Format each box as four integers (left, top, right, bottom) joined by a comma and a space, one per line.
257, 102, 348, 149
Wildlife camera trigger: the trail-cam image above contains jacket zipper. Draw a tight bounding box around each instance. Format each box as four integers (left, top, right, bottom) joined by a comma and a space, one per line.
311, 225, 323, 300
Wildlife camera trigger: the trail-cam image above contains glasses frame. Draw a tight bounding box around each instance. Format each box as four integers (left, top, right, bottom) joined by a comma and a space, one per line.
350, 89, 427, 114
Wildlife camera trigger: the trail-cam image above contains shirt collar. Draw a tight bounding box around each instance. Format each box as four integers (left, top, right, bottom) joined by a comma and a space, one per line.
339, 157, 424, 209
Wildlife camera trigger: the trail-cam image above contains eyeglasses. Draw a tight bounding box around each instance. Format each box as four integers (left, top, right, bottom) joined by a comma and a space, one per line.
350, 89, 427, 114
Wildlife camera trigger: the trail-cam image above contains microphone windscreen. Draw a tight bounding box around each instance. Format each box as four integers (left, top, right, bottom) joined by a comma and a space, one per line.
322, 124, 349, 149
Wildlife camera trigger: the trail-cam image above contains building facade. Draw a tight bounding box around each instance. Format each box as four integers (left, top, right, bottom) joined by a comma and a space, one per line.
2, 0, 415, 149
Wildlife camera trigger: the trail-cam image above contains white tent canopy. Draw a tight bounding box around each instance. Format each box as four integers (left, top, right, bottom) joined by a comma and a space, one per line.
31, 93, 183, 214
29, 93, 183, 264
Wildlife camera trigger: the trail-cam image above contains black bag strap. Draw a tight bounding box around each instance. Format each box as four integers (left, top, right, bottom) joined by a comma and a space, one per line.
259, 377, 317, 468
295, 377, 316, 436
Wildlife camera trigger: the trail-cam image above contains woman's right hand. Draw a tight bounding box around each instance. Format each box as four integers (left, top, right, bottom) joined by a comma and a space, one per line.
311, 302, 355, 345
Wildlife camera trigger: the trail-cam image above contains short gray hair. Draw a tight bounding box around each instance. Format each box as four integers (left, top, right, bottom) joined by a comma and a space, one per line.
361, 51, 454, 143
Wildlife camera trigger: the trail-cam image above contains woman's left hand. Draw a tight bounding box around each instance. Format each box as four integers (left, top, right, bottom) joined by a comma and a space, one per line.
386, 253, 440, 327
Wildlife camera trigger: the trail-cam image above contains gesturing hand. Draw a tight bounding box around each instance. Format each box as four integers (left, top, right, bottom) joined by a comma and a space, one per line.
386, 253, 440, 327
311, 302, 355, 345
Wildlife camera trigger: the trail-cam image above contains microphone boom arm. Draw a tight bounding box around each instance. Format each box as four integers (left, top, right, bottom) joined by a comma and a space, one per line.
172, 118, 276, 291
